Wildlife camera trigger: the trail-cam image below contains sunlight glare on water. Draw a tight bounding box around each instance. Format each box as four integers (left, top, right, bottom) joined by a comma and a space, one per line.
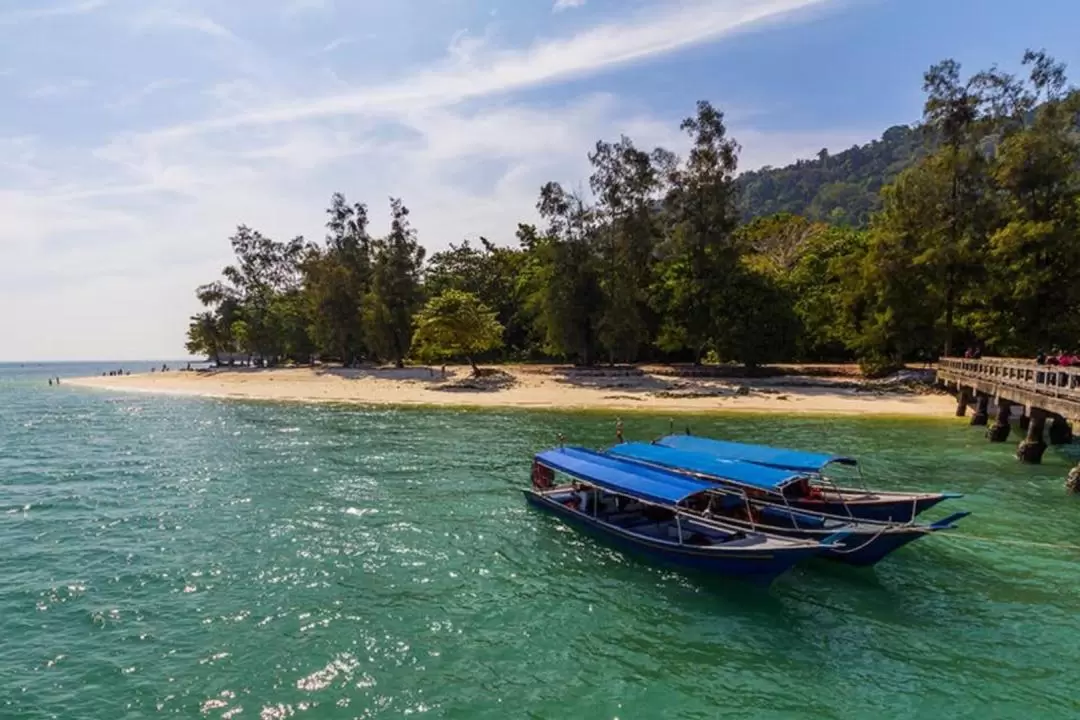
2, 363, 1079, 718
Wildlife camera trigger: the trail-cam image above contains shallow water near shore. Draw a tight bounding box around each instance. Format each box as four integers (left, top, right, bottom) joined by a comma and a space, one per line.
3, 362, 1080, 719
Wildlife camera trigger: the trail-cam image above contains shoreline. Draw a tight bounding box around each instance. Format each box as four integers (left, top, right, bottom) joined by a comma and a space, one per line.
65, 365, 959, 419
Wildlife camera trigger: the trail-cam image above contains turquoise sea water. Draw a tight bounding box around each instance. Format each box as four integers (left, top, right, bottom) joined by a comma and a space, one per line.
3, 362, 1080, 719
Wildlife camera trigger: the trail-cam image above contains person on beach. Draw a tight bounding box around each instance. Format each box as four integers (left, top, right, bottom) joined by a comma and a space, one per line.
616, 418, 624, 444
48, 378, 52, 386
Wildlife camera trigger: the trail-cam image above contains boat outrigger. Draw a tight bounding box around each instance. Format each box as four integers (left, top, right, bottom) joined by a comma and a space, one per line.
589, 445, 969, 566
524, 447, 846, 586
651, 435, 962, 523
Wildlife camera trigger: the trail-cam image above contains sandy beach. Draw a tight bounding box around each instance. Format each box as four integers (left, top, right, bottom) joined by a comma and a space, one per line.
67, 365, 957, 417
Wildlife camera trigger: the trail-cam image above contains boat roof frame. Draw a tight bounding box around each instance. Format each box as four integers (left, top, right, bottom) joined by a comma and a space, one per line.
534, 447, 715, 507
608, 442, 808, 494
655, 435, 859, 475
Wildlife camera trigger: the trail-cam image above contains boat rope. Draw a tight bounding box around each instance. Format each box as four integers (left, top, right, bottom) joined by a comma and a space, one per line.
825, 522, 894, 555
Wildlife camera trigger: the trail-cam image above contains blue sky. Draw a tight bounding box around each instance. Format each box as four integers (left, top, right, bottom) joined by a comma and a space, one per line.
2, 0, 1077, 361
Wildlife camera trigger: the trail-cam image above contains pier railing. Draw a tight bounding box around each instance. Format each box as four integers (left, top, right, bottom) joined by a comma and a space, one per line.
937, 357, 1080, 402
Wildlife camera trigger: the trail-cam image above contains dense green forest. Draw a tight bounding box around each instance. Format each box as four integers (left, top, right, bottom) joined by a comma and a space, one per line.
186, 51, 1080, 376
736, 124, 925, 226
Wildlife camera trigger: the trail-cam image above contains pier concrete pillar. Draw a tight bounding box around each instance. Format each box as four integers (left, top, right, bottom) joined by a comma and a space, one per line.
970, 394, 989, 426
955, 387, 971, 418
987, 400, 1012, 442
1018, 413, 1030, 431
1016, 409, 1047, 464
1048, 416, 1074, 446
1067, 464, 1080, 493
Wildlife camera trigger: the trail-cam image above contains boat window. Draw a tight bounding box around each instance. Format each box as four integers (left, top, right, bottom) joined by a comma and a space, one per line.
684, 493, 710, 513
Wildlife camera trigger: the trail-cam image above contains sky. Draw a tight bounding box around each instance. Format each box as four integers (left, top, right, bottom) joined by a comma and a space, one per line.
2, 0, 1078, 362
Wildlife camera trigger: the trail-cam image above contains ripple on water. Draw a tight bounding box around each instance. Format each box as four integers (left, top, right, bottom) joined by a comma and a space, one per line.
2, 380, 1080, 718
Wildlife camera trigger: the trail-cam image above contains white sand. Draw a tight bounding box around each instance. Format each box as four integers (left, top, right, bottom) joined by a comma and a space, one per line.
67, 365, 957, 417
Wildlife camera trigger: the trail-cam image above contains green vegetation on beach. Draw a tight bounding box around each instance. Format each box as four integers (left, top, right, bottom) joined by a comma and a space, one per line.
187, 51, 1080, 375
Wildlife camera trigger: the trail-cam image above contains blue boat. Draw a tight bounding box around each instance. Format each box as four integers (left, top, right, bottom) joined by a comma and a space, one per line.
591, 445, 969, 566
525, 447, 844, 586
652, 435, 961, 522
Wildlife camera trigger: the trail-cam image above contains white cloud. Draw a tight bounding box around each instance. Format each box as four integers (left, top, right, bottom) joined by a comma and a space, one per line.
0, 0, 107, 25
106, 78, 189, 111
26, 78, 91, 99
283, 0, 332, 16
147, 0, 832, 138
319, 36, 352, 54
127, 4, 235, 40
553, 0, 587, 12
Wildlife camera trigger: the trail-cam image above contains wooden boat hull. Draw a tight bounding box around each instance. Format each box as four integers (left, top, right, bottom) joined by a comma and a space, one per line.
778, 525, 933, 567
792, 493, 951, 523
523, 490, 821, 586
716, 506, 969, 567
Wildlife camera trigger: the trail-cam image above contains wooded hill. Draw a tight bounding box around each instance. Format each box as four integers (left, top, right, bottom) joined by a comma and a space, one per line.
737, 125, 925, 226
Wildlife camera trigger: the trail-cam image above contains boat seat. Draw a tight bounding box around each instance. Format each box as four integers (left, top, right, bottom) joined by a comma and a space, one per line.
666, 526, 691, 542
630, 523, 667, 538
605, 512, 645, 525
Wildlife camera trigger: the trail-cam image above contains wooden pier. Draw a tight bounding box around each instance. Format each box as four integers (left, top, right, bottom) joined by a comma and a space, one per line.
937, 358, 1080, 484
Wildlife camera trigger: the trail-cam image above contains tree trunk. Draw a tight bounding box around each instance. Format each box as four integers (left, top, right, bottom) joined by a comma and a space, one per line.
392, 329, 404, 369
943, 262, 955, 358
944, 165, 959, 359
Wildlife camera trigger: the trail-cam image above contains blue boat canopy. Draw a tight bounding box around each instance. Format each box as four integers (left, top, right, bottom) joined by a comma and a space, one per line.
608, 442, 804, 492
534, 446, 713, 506
655, 435, 857, 474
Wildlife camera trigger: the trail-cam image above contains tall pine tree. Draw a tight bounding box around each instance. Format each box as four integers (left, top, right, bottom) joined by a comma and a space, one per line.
366, 198, 425, 367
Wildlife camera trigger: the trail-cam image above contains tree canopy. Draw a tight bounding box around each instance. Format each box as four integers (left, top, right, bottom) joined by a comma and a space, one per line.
411, 290, 505, 374
186, 50, 1080, 375
737, 125, 925, 227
